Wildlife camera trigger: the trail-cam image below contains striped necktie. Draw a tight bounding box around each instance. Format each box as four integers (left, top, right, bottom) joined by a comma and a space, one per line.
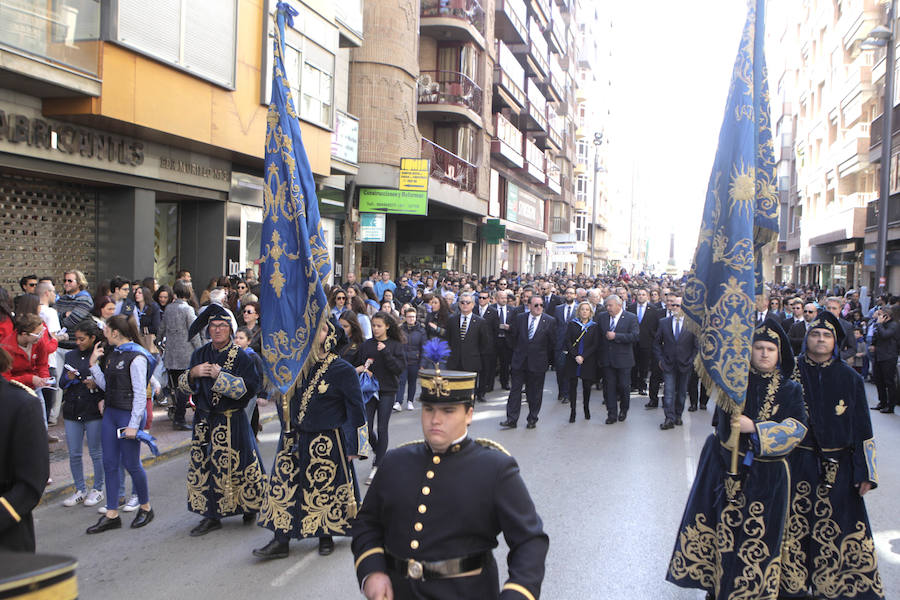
460, 315, 468, 340
528, 316, 536, 340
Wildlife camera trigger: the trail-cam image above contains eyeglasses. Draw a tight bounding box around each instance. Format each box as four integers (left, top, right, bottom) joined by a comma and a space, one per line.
532, 303, 544, 307
803, 310, 816, 313
671, 304, 682, 308
459, 300, 473, 304
335, 296, 346, 300
26, 331, 42, 338
64, 279, 75, 283
243, 309, 256, 314
25, 282, 36, 287
478, 296, 488, 300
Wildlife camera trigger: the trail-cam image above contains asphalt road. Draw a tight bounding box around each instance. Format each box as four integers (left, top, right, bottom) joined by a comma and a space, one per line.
32, 379, 900, 599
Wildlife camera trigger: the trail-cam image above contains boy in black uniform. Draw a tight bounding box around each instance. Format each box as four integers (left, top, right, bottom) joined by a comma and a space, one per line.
351, 369, 548, 600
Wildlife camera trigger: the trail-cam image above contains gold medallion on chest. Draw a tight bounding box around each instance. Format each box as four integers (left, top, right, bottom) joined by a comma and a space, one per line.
317, 381, 329, 394
835, 400, 846, 416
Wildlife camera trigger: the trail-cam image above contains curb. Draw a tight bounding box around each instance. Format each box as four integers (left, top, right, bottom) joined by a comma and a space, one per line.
40, 413, 280, 507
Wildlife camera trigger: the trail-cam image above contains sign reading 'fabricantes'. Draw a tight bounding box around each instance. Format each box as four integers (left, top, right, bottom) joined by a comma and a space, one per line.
0, 110, 144, 166
0, 102, 231, 192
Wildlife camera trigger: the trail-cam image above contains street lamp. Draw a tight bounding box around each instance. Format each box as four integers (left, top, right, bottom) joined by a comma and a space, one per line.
590, 131, 603, 277
863, 4, 895, 291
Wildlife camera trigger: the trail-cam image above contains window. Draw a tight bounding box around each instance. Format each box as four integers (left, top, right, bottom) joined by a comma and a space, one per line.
575, 212, 587, 242
301, 62, 333, 125
575, 175, 589, 204
115, 0, 236, 88
277, 37, 335, 129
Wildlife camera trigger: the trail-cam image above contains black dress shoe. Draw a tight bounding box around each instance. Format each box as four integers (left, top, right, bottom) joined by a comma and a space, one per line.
561, 396, 569, 404
172, 421, 193, 431
687, 405, 698, 412
675, 418, 683, 426
525, 421, 536, 429
253, 539, 290, 560
644, 401, 658, 409
584, 409, 591, 420
881, 407, 895, 414
243, 512, 258, 525
871, 404, 884, 410
605, 417, 617, 425
86, 514, 121, 534
499, 420, 517, 429
190, 517, 222, 537
318, 536, 335, 556
660, 420, 675, 430
699, 404, 707, 410
618, 412, 627, 422
569, 414, 576, 423
131, 508, 154, 529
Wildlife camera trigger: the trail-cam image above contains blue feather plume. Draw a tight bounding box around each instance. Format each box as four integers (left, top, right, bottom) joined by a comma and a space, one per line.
423, 338, 451, 366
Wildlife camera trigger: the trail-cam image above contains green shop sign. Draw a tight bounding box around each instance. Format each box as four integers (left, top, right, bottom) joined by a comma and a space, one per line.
359, 188, 428, 215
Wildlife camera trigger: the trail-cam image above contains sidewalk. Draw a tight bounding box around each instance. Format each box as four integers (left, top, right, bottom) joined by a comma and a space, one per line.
42, 401, 279, 506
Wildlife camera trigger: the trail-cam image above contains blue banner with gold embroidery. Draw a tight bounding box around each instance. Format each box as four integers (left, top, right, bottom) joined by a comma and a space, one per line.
259, 2, 331, 395
682, 0, 778, 415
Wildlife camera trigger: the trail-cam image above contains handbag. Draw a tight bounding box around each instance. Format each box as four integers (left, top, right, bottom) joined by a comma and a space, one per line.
359, 371, 380, 404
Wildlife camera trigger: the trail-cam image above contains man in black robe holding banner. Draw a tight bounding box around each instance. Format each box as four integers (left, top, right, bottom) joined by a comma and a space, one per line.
179, 304, 266, 536
667, 318, 807, 599
254, 319, 370, 559
779, 310, 884, 599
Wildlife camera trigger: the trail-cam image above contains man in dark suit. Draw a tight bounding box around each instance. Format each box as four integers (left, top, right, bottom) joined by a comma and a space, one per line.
824, 296, 858, 362
445, 293, 492, 402
781, 297, 804, 334
594, 294, 639, 424
788, 302, 819, 357
501, 296, 557, 429
510, 287, 534, 318
493, 290, 513, 390
653, 295, 698, 429
539, 282, 562, 315
553, 287, 578, 403
475, 290, 499, 395
627, 288, 660, 399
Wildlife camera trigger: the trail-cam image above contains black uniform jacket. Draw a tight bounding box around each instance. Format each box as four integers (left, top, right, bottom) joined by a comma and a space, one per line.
445, 312, 492, 372
352, 437, 548, 600
0, 379, 49, 552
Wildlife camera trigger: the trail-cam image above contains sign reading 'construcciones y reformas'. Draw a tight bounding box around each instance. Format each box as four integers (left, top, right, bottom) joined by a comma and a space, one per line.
359, 188, 428, 215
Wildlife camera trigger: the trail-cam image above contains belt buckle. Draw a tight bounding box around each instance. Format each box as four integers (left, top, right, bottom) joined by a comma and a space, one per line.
407, 559, 424, 581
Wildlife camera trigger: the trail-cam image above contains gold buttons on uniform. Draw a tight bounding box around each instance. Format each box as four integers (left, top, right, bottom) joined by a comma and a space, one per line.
432, 456, 441, 465
418, 504, 427, 514
410, 540, 419, 550
451, 444, 461, 453
426, 470, 435, 479
414, 522, 423, 532
422, 486, 431, 495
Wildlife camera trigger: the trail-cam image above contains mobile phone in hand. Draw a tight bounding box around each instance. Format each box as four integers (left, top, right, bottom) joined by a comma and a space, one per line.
117, 427, 128, 439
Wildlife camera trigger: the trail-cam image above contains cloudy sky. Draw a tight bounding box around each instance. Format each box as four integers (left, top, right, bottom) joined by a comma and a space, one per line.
604, 0, 781, 270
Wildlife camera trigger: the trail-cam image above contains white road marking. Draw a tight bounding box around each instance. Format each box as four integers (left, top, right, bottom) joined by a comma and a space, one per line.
270, 551, 317, 587
873, 529, 900, 565
683, 424, 696, 488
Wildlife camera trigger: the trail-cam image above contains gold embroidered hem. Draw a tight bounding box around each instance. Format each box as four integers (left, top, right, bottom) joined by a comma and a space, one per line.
260, 428, 360, 540
186, 411, 267, 519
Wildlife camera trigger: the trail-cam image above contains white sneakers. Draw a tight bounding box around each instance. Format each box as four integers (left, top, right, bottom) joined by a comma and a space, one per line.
406, 401, 414, 411
365, 466, 378, 486
67, 489, 104, 507
84, 489, 104, 507
122, 494, 140, 512
392, 402, 402, 412
63, 490, 85, 507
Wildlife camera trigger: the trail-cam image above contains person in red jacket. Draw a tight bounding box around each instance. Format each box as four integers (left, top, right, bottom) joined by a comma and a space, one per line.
1, 314, 54, 439
0, 287, 14, 342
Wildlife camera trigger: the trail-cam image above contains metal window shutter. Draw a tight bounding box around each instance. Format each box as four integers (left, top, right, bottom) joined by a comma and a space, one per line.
183, 0, 235, 87
118, 0, 181, 63
0, 174, 97, 292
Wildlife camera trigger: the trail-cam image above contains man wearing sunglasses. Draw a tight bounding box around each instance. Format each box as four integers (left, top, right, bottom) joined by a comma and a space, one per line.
445, 293, 492, 403
788, 303, 820, 357
501, 296, 557, 429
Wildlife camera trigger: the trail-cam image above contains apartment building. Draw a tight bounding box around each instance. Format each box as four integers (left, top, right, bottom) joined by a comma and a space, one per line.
0, 0, 362, 289
774, 0, 881, 290
349, 0, 587, 277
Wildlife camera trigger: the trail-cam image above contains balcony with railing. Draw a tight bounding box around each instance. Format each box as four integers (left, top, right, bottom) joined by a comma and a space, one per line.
522, 77, 547, 133
0, 0, 101, 96
421, 138, 478, 194
491, 112, 524, 168
545, 157, 562, 195
530, 0, 551, 29
547, 1, 565, 55
493, 40, 526, 113
521, 138, 545, 183
421, 0, 486, 49
837, 122, 870, 170
495, 0, 528, 45
547, 112, 563, 151
526, 18, 549, 79
417, 71, 484, 127
540, 52, 564, 104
